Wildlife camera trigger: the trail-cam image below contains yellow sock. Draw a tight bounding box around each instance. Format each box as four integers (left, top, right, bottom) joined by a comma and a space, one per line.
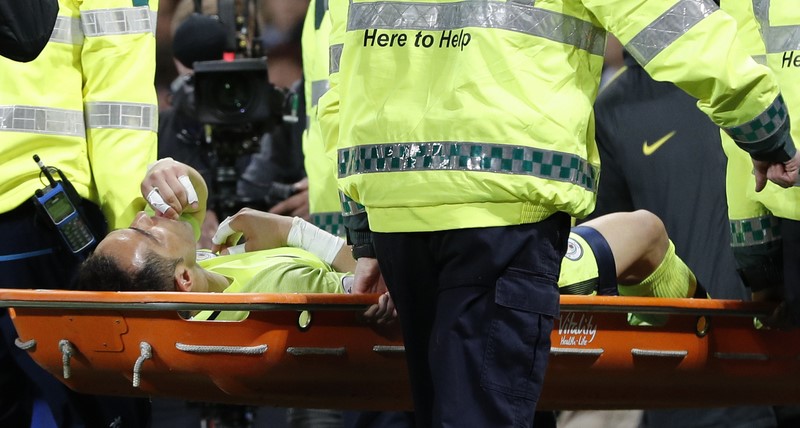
618, 241, 697, 326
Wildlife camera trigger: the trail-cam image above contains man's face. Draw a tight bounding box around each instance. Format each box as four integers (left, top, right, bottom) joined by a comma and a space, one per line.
95, 212, 196, 272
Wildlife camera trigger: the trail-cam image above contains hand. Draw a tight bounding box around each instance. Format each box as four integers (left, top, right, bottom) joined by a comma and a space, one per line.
362, 291, 397, 325
757, 301, 793, 330
753, 151, 800, 191
140, 158, 200, 219
269, 178, 309, 219
211, 208, 293, 254
353, 257, 397, 324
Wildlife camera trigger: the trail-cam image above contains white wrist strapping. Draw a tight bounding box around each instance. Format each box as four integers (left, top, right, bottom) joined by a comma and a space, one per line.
286, 217, 345, 265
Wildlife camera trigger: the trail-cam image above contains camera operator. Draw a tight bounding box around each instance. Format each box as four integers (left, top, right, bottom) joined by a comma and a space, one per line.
236, 38, 308, 220
159, 12, 307, 249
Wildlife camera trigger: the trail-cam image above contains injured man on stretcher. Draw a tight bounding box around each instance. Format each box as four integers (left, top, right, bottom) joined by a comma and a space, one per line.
74, 159, 704, 324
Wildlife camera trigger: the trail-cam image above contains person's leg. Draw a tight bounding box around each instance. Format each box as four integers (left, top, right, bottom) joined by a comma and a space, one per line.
616, 239, 697, 326
577, 211, 697, 326
779, 218, 800, 326
557, 227, 616, 296
578, 210, 669, 284
618, 240, 697, 298
431, 216, 567, 427
372, 232, 438, 427
375, 213, 569, 427
578, 210, 697, 299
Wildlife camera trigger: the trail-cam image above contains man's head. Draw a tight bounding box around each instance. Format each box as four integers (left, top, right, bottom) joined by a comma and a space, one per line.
76, 252, 182, 292
75, 212, 203, 292
172, 14, 229, 71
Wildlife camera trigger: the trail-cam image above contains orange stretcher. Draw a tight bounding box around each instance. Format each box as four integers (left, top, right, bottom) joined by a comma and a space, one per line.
1, 289, 799, 411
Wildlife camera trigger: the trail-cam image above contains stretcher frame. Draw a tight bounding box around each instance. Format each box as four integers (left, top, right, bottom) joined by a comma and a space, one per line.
1, 289, 798, 411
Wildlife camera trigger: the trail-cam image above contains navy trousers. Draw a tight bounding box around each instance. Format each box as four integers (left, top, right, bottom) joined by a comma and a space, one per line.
782, 219, 800, 326
373, 213, 569, 428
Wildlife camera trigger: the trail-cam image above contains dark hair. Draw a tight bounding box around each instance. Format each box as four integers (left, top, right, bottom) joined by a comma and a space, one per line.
172, 14, 229, 69
74, 251, 182, 292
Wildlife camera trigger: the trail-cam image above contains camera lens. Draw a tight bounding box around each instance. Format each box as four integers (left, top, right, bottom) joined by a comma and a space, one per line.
212, 77, 252, 114
193, 58, 273, 126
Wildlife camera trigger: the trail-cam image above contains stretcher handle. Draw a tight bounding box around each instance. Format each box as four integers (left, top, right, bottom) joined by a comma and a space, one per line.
0, 290, 780, 318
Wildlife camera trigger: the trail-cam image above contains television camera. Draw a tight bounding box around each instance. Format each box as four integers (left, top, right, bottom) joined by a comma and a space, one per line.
179, 0, 301, 219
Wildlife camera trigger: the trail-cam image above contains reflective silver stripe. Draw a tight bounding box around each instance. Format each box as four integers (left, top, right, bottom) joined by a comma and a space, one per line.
729, 215, 781, 247
311, 80, 330, 107
81, 7, 157, 37
50, 16, 84, 45
752, 0, 769, 24
339, 191, 366, 217
348, 1, 605, 55
762, 26, 800, 53
338, 142, 597, 191
329, 43, 343, 74
753, 0, 800, 53
752, 54, 768, 65
0, 105, 85, 138
85, 102, 157, 132
626, 0, 717, 66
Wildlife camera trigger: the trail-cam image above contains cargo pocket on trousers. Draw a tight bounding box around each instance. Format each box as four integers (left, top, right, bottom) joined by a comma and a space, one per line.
480, 267, 559, 400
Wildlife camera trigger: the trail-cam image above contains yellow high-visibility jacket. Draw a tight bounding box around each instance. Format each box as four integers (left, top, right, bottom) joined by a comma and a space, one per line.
721, 0, 800, 233
319, 0, 792, 233
0, 0, 158, 230
302, 0, 345, 236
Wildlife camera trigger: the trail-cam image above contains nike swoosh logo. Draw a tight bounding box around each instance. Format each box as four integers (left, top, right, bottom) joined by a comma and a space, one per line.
642, 131, 676, 156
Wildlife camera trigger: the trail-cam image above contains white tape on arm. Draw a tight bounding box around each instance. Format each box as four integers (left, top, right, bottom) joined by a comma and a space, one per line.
286, 217, 345, 265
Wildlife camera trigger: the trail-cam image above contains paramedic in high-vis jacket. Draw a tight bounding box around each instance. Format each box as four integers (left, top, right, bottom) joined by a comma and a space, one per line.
302, 0, 346, 239
718, 0, 800, 330
318, 0, 800, 427
0, 0, 158, 426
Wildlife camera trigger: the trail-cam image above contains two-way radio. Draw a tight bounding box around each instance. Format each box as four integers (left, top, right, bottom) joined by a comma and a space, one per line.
31, 155, 96, 254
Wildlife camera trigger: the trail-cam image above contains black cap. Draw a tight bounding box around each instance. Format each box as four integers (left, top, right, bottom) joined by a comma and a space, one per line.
172, 14, 229, 69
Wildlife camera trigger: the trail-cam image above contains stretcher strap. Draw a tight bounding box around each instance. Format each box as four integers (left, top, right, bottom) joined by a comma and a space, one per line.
133, 342, 152, 388
58, 339, 73, 379
175, 342, 268, 355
